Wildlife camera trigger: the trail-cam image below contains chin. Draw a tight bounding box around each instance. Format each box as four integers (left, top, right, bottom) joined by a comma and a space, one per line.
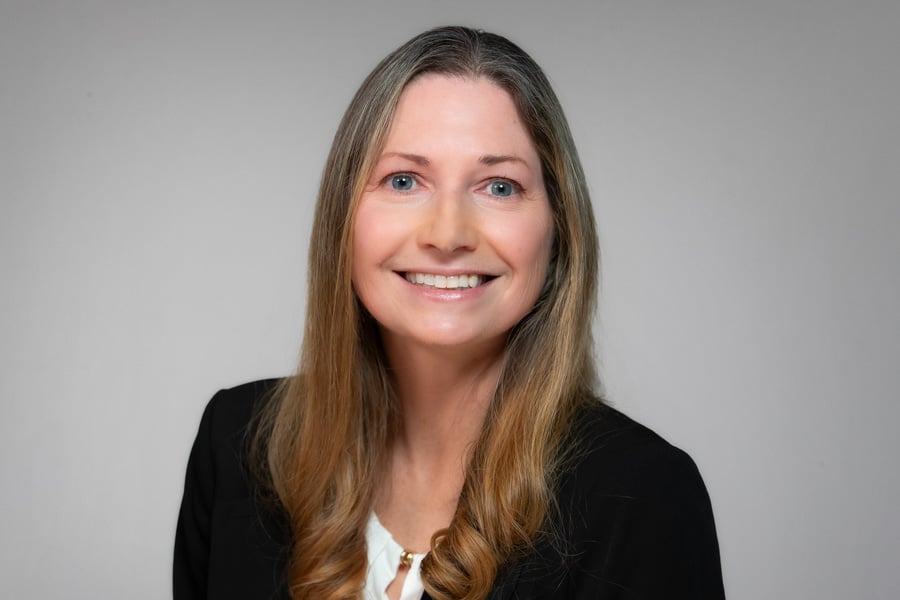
385, 325, 503, 354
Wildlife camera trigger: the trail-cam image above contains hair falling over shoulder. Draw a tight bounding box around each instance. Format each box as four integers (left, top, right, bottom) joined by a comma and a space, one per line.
251, 26, 599, 600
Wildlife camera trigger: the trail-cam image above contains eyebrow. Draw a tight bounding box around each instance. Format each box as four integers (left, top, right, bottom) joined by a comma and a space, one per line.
478, 154, 528, 166
378, 152, 528, 167
380, 152, 430, 166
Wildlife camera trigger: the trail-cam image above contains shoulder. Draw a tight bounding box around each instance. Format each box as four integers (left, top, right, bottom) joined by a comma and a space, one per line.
198, 378, 282, 498
558, 402, 719, 549
178, 377, 283, 506
201, 378, 281, 440
174, 378, 289, 600
509, 402, 725, 598
562, 402, 708, 504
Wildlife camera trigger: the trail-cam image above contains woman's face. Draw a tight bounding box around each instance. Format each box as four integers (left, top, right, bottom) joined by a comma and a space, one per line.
351, 75, 554, 356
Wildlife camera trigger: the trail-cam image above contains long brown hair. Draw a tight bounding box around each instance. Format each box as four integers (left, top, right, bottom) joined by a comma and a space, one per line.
253, 26, 599, 599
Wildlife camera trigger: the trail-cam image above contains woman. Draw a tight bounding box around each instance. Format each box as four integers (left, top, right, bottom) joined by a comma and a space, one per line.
174, 26, 725, 600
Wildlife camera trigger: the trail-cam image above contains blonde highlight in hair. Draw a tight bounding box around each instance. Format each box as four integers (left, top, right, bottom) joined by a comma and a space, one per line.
253, 26, 599, 599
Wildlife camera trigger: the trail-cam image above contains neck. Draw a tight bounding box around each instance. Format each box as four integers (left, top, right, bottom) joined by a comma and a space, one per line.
383, 335, 504, 469
374, 334, 505, 552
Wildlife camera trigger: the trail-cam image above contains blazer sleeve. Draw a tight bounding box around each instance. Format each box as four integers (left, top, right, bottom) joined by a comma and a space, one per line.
173, 393, 219, 599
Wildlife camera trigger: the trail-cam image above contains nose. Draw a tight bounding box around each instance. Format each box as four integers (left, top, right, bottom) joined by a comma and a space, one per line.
417, 192, 477, 253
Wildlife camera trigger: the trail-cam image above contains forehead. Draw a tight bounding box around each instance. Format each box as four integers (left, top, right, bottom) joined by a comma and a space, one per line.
381, 74, 538, 159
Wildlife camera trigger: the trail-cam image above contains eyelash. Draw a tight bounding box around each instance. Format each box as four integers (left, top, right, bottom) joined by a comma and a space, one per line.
383, 173, 522, 197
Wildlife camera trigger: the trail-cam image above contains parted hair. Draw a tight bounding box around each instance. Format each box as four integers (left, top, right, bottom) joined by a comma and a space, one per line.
253, 25, 599, 600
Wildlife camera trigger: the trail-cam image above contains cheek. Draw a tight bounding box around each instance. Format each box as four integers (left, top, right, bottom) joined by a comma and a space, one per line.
494, 212, 555, 279
529, 206, 556, 266
352, 202, 386, 264
350, 202, 408, 293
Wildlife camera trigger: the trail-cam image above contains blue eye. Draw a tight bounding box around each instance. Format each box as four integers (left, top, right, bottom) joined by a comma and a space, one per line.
390, 174, 415, 191
489, 180, 516, 197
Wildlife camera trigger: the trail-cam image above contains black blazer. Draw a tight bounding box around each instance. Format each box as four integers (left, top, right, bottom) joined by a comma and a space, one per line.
174, 380, 725, 599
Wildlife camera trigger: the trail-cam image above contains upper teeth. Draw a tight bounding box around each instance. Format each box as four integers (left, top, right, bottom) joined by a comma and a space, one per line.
405, 273, 484, 289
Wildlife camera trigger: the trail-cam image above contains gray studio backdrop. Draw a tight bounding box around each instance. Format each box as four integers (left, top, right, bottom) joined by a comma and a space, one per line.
2, 1, 898, 598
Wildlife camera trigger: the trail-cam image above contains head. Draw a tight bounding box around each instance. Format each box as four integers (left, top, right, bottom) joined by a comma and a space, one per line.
309, 26, 598, 379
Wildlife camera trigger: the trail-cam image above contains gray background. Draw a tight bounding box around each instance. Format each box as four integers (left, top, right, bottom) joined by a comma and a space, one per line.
2, 1, 898, 598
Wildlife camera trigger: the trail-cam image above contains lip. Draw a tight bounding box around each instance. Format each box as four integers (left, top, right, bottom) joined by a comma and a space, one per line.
394, 268, 497, 277
395, 270, 494, 300
394, 269, 497, 290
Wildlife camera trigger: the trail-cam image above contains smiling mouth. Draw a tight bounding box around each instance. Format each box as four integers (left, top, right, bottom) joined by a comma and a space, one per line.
402, 272, 495, 289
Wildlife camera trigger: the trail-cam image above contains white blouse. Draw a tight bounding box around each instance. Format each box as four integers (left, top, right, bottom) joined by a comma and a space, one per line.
365, 513, 426, 600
